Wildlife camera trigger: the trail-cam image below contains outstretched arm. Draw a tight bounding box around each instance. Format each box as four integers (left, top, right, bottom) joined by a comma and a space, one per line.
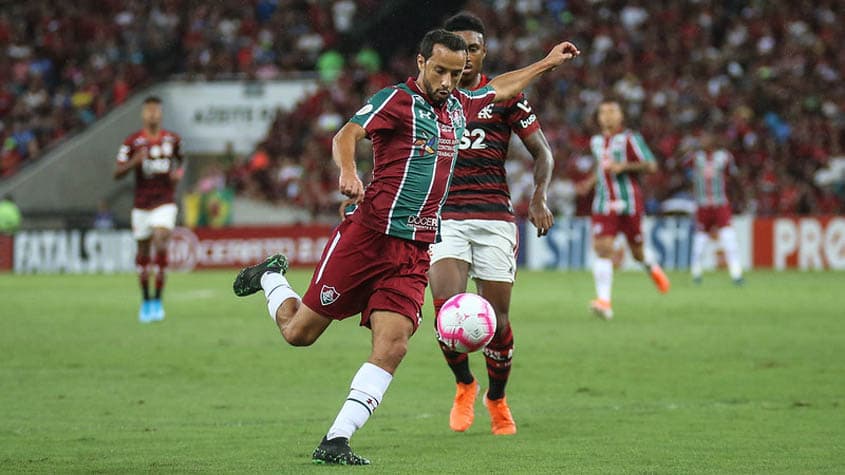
607, 160, 657, 175
332, 122, 367, 203
488, 42, 580, 103
522, 129, 554, 237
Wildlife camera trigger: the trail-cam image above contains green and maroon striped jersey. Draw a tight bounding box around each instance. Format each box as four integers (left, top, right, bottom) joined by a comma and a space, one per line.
682, 149, 737, 207
347, 78, 496, 243
590, 129, 655, 216
441, 74, 541, 222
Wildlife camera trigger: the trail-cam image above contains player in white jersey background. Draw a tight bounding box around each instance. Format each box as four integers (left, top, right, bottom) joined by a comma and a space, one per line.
682, 130, 745, 285
578, 98, 670, 320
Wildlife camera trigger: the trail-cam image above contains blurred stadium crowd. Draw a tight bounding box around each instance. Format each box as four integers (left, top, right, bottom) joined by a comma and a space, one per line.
3, 0, 844, 219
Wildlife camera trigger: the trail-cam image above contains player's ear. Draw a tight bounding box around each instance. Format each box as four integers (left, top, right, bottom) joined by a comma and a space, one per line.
416, 54, 426, 73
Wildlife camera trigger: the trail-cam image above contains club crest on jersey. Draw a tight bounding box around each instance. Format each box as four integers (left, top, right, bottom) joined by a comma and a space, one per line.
477, 104, 494, 119
450, 109, 465, 129
320, 285, 340, 306
414, 136, 437, 155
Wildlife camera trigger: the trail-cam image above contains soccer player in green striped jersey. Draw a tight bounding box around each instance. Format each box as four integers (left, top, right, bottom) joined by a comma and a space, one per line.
233, 30, 580, 465
683, 130, 744, 285
579, 98, 670, 320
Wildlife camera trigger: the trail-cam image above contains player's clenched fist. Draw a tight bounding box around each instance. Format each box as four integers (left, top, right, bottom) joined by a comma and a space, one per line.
338, 170, 364, 203
545, 41, 580, 67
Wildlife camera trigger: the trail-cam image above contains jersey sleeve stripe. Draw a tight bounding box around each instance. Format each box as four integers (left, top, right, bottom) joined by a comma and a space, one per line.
456, 85, 496, 99
629, 133, 656, 162
359, 88, 399, 129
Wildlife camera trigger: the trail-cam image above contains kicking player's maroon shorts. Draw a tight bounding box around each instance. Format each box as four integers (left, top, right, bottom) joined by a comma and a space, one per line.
591, 212, 644, 246
696, 204, 732, 233
302, 219, 430, 331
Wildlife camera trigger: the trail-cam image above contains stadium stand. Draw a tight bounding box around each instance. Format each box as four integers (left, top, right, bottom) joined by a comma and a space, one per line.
2, 1, 843, 219
238, 0, 845, 219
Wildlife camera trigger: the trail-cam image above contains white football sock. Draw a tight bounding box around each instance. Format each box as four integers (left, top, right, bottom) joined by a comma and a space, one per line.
691, 231, 709, 279
592, 257, 613, 302
261, 272, 300, 322
718, 226, 743, 280
326, 362, 393, 441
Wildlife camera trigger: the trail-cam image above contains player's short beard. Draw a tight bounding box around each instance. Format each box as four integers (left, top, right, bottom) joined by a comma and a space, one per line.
423, 77, 448, 106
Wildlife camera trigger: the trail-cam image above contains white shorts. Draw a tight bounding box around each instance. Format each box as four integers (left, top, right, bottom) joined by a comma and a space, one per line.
131, 203, 178, 240
430, 219, 518, 283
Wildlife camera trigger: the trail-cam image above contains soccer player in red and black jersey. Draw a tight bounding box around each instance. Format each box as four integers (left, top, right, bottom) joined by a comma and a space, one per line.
428, 12, 556, 436
114, 96, 184, 323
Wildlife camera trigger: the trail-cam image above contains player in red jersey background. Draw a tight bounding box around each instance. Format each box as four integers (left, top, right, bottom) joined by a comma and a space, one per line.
428, 12, 555, 436
114, 96, 184, 323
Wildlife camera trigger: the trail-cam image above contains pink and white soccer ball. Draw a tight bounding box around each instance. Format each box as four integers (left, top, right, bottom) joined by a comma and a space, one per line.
436, 293, 497, 353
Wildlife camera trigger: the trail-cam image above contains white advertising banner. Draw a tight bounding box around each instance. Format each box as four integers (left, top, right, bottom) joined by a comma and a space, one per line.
522, 215, 753, 271
162, 80, 318, 154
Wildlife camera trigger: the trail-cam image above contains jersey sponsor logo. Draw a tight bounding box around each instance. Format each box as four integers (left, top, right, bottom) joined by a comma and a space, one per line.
477, 104, 494, 119
117, 145, 130, 162
407, 214, 438, 231
516, 100, 532, 114
355, 104, 374, 116
320, 284, 341, 306
459, 128, 487, 150
142, 158, 171, 176
414, 136, 437, 155
417, 109, 435, 121
519, 114, 537, 129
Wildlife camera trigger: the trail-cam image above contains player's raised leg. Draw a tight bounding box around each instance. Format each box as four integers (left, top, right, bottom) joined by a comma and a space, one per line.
477, 278, 516, 435
232, 253, 333, 345
591, 234, 615, 319
428, 257, 477, 432
630, 240, 670, 294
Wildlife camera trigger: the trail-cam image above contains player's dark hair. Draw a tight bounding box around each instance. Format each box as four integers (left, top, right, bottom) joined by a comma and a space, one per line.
444, 12, 486, 37
598, 96, 622, 107
594, 96, 625, 127
419, 29, 467, 61
143, 96, 162, 105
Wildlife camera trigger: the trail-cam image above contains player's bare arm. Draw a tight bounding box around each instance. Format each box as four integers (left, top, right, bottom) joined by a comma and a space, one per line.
113, 147, 147, 179
576, 170, 597, 195
488, 41, 580, 103
522, 129, 554, 237
332, 122, 366, 203
607, 160, 657, 175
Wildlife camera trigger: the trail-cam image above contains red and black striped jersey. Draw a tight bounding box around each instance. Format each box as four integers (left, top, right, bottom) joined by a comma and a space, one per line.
440, 75, 541, 222
116, 129, 183, 210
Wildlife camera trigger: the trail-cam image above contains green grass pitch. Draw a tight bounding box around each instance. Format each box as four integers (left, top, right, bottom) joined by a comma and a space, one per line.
1, 270, 843, 473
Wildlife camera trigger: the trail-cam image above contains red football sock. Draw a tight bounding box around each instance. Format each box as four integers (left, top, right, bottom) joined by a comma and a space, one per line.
484, 323, 514, 400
